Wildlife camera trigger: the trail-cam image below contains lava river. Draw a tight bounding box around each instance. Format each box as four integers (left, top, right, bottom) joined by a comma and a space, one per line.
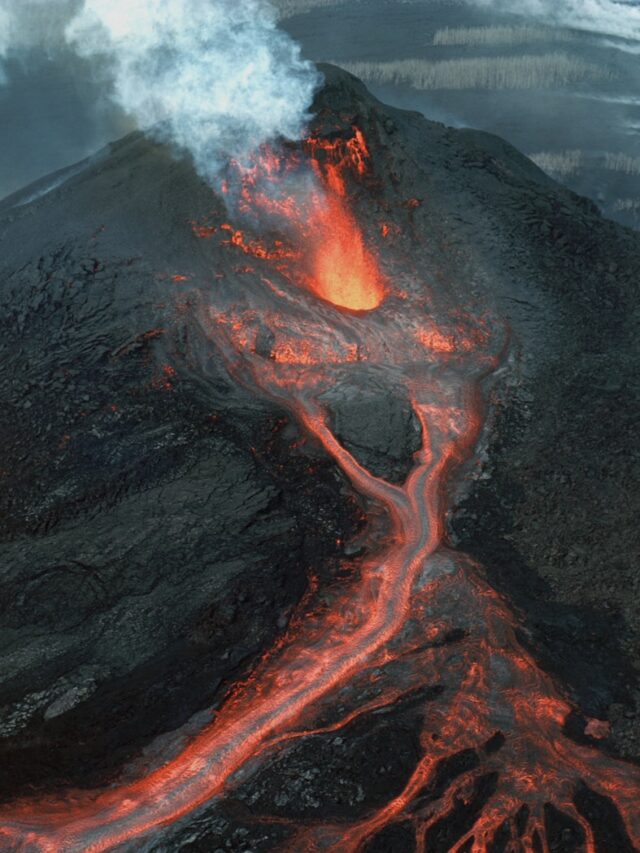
1, 130, 640, 852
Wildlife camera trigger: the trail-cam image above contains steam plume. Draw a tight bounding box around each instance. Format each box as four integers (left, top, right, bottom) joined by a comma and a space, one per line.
0, 0, 78, 56
0, 0, 320, 183
66, 0, 320, 182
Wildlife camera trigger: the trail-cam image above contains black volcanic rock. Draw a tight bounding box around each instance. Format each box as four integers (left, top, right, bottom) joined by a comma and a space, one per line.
311, 66, 640, 757
0, 128, 362, 796
320, 370, 422, 483
0, 62, 639, 841
237, 711, 421, 819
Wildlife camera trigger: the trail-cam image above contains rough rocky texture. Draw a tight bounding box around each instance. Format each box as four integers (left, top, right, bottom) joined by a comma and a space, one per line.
320, 369, 422, 483
0, 63, 639, 847
0, 129, 363, 798
148, 689, 431, 852
450, 354, 640, 758
238, 713, 421, 819
317, 68, 640, 758
301, 66, 640, 758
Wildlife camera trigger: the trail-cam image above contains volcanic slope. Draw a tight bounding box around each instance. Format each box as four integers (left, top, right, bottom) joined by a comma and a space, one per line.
0, 64, 638, 849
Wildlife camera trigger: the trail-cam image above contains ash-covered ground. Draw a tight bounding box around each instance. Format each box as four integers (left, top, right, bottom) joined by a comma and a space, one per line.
0, 66, 639, 850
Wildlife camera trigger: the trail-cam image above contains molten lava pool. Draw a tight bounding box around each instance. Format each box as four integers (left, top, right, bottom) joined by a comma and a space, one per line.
217, 127, 387, 312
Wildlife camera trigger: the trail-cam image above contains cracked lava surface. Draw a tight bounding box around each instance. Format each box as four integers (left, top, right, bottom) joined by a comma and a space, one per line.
1, 128, 639, 853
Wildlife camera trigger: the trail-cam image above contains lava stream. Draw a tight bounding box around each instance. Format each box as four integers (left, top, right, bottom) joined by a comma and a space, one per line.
1, 128, 639, 853
2, 333, 639, 851
0, 366, 479, 852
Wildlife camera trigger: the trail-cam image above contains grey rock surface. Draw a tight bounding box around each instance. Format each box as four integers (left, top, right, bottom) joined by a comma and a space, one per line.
155, 67, 640, 851
0, 124, 361, 796
0, 63, 638, 848
320, 370, 422, 483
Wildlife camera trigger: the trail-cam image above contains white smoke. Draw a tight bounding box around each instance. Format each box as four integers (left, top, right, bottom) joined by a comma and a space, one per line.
466, 0, 640, 43
0, 0, 320, 183
65, 0, 320, 182
0, 0, 79, 54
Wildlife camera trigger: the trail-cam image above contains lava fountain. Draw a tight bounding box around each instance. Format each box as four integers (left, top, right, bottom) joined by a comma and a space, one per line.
1, 128, 639, 852
220, 128, 386, 311
303, 131, 385, 310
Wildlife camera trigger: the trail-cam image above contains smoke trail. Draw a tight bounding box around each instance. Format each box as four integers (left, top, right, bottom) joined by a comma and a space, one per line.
64, 0, 320, 183
0, 0, 320, 183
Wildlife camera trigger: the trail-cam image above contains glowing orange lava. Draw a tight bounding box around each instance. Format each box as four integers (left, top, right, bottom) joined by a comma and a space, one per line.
199, 128, 386, 311
296, 128, 385, 310
306, 193, 384, 310
2, 127, 639, 852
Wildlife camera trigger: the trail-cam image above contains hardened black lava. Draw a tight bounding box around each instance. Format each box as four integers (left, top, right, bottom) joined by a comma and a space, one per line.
0, 65, 639, 852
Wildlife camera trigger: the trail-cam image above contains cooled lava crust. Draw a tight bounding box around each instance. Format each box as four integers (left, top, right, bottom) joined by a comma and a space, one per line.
0, 65, 639, 852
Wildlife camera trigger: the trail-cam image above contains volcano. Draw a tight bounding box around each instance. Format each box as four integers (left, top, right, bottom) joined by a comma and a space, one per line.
0, 65, 639, 852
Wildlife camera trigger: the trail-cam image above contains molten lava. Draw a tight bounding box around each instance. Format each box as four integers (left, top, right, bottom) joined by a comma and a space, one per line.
1, 127, 639, 852
294, 130, 384, 309
305, 193, 384, 311
203, 128, 386, 311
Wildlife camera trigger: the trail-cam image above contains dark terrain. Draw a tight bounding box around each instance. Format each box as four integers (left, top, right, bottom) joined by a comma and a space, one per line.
0, 65, 638, 850
279, 0, 640, 232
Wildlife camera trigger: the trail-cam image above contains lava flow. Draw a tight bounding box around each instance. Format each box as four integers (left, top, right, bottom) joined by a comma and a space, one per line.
217, 127, 386, 311
1, 128, 640, 853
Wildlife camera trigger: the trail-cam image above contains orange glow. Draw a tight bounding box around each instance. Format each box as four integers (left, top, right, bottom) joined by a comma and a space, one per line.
271, 339, 358, 365
2, 129, 639, 853
190, 221, 217, 239
306, 194, 385, 311
302, 129, 385, 310
415, 327, 456, 353
219, 222, 297, 262
151, 364, 177, 391
304, 127, 371, 198
4, 310, 638, 852
214, 129, 386, 311
585, 718, 611, 739
379, 222, 401, 239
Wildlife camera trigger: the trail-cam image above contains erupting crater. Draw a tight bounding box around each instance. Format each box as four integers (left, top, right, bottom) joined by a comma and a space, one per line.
1, 101, 639, 853
216, 126, 386, 312
306, 191, 384, 311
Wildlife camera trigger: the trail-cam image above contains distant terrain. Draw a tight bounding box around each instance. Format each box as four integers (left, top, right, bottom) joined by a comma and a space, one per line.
1, 1, 639, 230
278, 0, 640, 230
